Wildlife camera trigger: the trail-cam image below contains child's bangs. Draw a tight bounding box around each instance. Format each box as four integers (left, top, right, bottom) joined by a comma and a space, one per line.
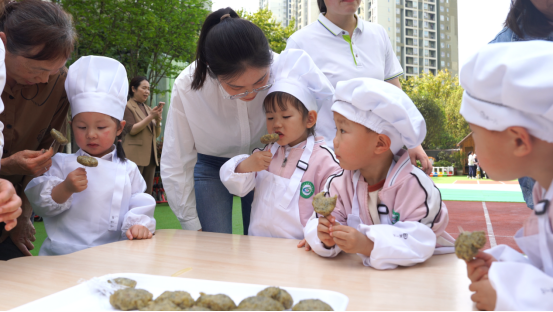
263, 92, 303, 114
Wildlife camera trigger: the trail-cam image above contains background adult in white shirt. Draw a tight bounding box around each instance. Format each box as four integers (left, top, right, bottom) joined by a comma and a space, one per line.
160, 8, 274, 233
286, 0, 431, 171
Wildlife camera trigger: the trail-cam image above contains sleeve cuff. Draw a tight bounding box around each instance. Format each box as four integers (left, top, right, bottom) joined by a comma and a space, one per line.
180, 217, 202, 231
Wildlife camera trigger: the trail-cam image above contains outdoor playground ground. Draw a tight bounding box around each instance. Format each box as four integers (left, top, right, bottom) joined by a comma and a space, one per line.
28, 176, 530, 256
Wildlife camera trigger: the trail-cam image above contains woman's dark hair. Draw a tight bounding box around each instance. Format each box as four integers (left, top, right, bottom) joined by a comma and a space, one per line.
263, 92, 316, 137
113, 118, 127, 161
317, 0, 327, 13
505, 0, 553, 38
191, 7, 272, 90
128, 76, 148, 100
468, 151, 472, 156
0, 0, 76, 60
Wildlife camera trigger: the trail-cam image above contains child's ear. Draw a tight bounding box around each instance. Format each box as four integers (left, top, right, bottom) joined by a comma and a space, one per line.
306, 110, 317, 129
508, 126, 532, 157
374, 134, 392, 154
117, 120, 127, 136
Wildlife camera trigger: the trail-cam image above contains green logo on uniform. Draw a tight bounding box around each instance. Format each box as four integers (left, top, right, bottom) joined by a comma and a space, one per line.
300, 181, 315, 199
392, 210, 400, 224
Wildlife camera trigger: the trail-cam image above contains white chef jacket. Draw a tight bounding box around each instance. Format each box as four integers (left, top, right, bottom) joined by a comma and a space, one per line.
24, 147, 156, 256
160, 58, 278, 231
286, 13, 403, 149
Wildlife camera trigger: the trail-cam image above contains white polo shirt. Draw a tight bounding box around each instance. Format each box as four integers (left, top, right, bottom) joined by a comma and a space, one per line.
286, 13, 403, 87
286, 14, 403, 149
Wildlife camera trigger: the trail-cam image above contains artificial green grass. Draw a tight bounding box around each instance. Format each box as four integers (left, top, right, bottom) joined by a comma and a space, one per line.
30, 199, 245, 256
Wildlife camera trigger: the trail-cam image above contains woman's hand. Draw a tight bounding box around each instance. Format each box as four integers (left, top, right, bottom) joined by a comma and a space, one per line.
149, 106, 162, 121
408, 145, 432, 175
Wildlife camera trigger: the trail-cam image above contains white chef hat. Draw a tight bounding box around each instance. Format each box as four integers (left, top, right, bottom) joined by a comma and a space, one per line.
267, 49, 334, 112
460, 41, 553, 143
65, 56, 128, 120
332, 78, 426, 154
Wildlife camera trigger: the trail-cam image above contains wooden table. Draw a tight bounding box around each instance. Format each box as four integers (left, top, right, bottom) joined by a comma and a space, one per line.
0, 230, 473, 310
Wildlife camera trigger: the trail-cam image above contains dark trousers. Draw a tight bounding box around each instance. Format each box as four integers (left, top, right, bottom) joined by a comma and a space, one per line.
0, 223, 25, 261
468, 165, 476, 178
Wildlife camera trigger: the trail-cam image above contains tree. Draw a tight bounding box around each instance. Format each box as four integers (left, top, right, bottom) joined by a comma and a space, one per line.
54, 0, 209, 98
401, 69, 470, 149
237, 8, 296, 53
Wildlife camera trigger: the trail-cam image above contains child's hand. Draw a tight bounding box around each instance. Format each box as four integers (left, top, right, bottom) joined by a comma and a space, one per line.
63, 168, 88, 193
466, 251, 497, 283
235, 151, 272, 173
297, 239, 312, 251
330, 224, 374, 257
317, 216, 336, 248
469, 279, 497, 311
126, 225, 153, 240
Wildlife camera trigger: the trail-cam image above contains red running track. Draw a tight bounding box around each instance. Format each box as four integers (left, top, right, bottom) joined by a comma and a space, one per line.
444, 201, 533, 253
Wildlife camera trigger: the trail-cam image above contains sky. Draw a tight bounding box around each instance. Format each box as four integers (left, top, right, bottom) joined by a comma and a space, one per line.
211, 0, 513, 67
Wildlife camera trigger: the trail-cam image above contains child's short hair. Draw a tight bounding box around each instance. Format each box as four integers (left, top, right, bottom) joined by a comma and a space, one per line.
263, 91, 316, 137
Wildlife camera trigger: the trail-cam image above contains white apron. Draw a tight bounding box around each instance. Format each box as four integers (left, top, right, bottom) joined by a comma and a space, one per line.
514, 185, 553, 275
41, 155, 127, 255
248, 136, 314, 239
347, 169, 395, 229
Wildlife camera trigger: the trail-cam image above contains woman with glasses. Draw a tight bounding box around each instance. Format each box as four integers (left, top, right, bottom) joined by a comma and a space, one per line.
160, 8, 275, 234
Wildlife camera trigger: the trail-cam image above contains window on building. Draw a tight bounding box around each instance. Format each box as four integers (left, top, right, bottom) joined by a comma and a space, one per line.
441, 42, 444, 48
397, 17, 400, 23
441, 24, 444, 30
448, 44, 450, 48
424, 49, 429, 56
414, 48, 418, 55
396, 8, 400, 14
414, 67, 419, 74
388, 17, 391, 21
396, 46, 401, 52
396, 27, 401, 33
447, 8, 449, 12
424, 30, 429, 37
440, 15, 444, 21
424, 59, 429, 66
397, 36, 400, 42
440, 6, 444, 12
441, 33, 445, 39
447, 53, 450, 57
389, 27, 391, 31
441, 61, 445, 67
441, 52, 445, 57
397, 0, 400, 4
447, 62, 450, 67
414, 39, 418, 45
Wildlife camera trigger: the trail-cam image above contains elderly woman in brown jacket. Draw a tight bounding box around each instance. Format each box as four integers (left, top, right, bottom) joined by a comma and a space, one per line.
123, 76, 163, 195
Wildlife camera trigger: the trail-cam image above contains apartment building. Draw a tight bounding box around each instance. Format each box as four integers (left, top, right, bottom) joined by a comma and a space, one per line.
365, 0, 459, 77
261, 0, 459, 77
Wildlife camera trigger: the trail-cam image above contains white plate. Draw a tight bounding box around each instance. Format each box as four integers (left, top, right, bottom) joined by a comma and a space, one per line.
12, 273, 348, 311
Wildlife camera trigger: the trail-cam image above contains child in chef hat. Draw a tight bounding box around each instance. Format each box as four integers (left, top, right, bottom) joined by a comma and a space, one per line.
220, 49, 342, 243
304, 77, 455, 270
460, 41, 553, 311
25, 56, 156, 256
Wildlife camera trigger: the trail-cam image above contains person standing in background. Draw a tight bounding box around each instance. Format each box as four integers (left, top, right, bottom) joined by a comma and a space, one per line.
123, 76, 163, 196
489, 0, 553, 209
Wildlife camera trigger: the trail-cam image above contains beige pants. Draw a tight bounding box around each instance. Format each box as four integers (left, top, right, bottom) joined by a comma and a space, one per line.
138, 149, 157, 195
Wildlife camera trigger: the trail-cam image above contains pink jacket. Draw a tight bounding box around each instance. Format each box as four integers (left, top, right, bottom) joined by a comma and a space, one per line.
220, 136, 342, 227
330, 150, 454, 247
304, 149, 455, 269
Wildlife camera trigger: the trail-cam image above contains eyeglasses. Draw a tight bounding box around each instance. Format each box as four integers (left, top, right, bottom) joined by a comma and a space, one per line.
217, 72, 273, 100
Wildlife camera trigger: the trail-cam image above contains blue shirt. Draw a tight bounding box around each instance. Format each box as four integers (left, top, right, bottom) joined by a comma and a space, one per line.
490, 27, 553, 43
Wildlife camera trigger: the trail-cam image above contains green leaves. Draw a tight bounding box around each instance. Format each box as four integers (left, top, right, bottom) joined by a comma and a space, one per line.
56, 0, 209, 99
401, 69, 469, 149
237, 8, 296, 54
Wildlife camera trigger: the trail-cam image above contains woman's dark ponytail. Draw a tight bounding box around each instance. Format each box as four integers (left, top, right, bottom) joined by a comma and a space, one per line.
317, 0, 327, 13
191, 7, 272, 90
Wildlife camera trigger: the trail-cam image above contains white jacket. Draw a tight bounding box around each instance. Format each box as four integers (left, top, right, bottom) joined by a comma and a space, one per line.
25, 148, 156, 256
